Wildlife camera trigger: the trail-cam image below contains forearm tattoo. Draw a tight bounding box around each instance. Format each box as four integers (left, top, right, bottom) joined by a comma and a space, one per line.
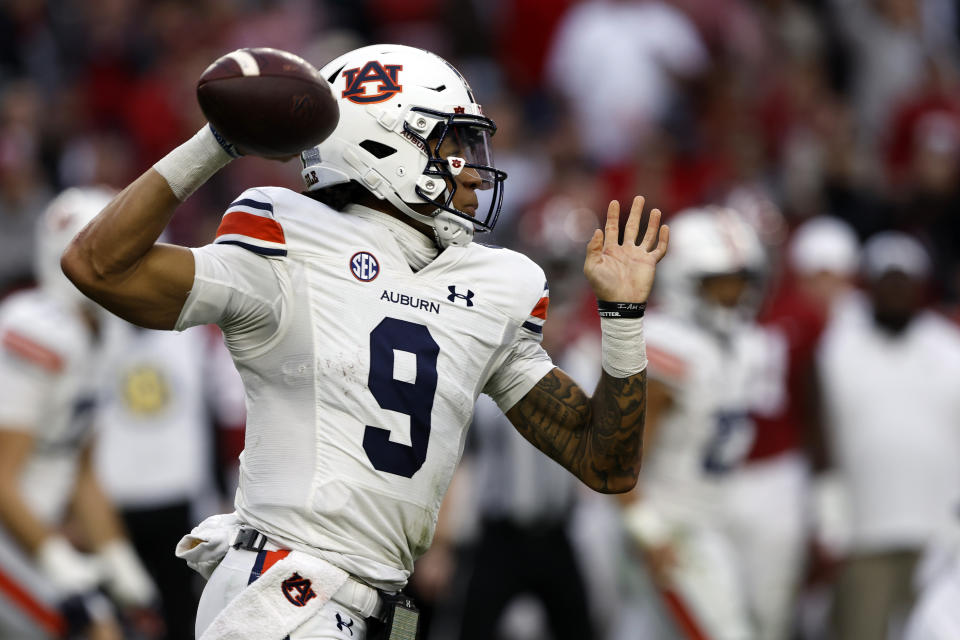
507, 368, 647, 492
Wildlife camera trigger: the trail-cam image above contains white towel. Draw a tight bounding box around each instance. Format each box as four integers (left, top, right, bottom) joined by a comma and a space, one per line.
199, 549, 349, 640
175, 512, 242, 580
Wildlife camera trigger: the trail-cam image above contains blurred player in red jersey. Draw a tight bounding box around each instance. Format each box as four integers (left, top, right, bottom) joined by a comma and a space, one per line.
724, 215, 861, 640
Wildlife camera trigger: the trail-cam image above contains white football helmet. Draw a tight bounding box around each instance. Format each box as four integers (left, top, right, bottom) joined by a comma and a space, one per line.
655, 206, 767, 336
300, 44, 506, 248
36, 186, 114, 308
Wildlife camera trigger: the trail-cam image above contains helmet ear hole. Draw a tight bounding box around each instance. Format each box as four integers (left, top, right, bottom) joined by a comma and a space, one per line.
359, 140, 396, 159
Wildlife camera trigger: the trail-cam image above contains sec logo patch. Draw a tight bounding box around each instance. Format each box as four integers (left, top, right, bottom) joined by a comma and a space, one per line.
350, 251, 380, 282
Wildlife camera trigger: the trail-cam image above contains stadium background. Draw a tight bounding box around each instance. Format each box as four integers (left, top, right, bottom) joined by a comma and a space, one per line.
1, 0, 959, 639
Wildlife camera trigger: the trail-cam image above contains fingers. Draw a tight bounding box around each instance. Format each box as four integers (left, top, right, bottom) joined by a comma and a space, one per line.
600, 196, 665, 254
584, 229, 603, 271
603, 200, 620, 248
654, 223, 670, 260
585, 228, 603, 255
623, 195, 645, 245
639, 207, 661, 249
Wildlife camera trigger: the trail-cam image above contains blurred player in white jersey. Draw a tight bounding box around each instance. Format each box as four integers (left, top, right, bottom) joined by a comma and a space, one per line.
620, 206, 775, 639
62, 44, 669, 640
94, 322, 246, 639
0, 188, 156, 639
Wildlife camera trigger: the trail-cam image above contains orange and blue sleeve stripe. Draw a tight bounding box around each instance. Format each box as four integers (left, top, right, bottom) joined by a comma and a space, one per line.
522, 282, 549, 335
214, 198, 287, 257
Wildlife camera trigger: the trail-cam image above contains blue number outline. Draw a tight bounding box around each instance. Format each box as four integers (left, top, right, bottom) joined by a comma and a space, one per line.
363, 317, 440, 478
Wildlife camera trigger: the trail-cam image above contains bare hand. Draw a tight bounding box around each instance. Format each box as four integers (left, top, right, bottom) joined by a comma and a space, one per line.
583, 196, 669, 303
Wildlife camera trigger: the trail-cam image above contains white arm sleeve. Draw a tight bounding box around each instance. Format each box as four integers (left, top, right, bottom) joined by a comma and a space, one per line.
482, 334, 556, 413
175, 244, 285, 355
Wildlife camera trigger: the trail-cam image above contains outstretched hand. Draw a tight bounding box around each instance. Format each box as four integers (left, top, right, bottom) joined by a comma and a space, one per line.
583, 196, 669, 303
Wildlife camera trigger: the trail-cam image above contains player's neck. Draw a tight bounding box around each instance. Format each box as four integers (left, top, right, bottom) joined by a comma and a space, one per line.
353, 192, 435, 240
345, 203, 439, 272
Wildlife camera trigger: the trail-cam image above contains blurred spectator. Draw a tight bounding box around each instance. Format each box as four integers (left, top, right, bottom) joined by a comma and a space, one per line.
830, 0, 958, 152
885, 73, 960, 303
0, 188, 155, 639
94, 323, 245, 640
0, 0, 61, 93
493, 0, 576, 95
0, 82, 51, 297
817, 232, 960, 640
884, 57, 960, 186
619, 207, 775, 639
481, 94, 554, 243
545, 0, 708, 166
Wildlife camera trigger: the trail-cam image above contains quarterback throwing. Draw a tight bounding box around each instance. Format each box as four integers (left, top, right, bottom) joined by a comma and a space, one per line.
62, 44, 668, 640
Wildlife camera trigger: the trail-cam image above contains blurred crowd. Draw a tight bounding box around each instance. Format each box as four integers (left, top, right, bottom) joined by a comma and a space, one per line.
2, 0, 960, 638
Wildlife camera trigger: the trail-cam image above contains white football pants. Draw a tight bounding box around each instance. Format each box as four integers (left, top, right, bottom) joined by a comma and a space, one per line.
725, 452, 808, 640
904, 561, 960, 640
196, 546, 374, 640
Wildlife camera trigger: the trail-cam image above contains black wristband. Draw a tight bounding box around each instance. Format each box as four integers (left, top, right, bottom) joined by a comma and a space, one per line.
597, 300, 646, 318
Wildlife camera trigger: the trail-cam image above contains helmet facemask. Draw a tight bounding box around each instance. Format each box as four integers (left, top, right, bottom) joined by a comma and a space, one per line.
693, 270, 764, 340
404, 107, 506, 234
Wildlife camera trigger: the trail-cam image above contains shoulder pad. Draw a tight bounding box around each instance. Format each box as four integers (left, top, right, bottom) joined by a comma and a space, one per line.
213, 188, 287, 257
470, 246, 549, 336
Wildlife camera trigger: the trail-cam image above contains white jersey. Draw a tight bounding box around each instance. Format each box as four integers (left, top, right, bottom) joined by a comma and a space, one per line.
94, 324, 242, 513
818, 298, 960, 550
0, 290, 102, 524
175, 188, 555, 590
641, 310, 784, 522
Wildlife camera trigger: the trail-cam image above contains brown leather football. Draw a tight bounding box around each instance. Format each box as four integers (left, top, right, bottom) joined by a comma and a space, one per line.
197, 48, 339, 158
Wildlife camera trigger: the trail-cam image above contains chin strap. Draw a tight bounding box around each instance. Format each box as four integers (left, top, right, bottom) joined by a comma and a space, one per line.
382, 189, 475, 249
431, 211, 474, 248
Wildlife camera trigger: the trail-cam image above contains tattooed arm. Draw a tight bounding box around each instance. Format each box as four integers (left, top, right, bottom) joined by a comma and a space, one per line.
507, 368, 646, 493
507, 196, 668, 493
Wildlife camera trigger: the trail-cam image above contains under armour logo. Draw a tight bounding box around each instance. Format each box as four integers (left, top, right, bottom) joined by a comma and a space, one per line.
447, 286, 475, 307
281, 573, 317, 607
336, 612, 354, 635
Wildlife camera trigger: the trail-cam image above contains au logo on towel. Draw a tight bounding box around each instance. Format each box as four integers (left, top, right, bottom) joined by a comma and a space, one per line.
282, 573, 317, 607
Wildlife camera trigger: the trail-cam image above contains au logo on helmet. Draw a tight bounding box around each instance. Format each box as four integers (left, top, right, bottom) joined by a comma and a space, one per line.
342, 61, 403, 104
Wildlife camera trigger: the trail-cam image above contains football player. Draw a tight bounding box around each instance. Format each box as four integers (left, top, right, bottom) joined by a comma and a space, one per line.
61, 44, 668, 639
620, 207, 777, 639
0, 188, 157, 639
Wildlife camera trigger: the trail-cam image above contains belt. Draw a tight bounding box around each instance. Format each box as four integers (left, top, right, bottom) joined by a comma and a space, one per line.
232, 528, 383, 619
